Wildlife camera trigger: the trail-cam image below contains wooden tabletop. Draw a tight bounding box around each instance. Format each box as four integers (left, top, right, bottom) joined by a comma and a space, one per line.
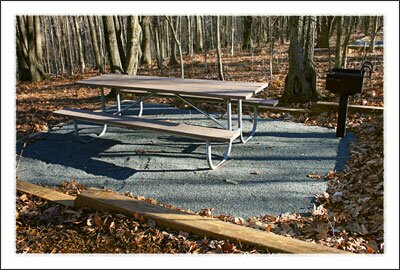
77, 74, 268, 100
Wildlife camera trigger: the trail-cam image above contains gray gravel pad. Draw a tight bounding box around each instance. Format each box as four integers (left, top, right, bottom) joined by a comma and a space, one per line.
16, 103, 355, 218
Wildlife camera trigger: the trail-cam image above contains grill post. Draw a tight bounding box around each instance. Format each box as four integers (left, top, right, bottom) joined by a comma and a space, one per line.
336, 93, 349, 137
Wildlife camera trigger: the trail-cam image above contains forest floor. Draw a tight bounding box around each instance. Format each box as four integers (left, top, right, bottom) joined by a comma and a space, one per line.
15, 39, 384, 253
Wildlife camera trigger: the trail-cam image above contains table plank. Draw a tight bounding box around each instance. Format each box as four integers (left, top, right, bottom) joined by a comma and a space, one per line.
77, 74, 268, 100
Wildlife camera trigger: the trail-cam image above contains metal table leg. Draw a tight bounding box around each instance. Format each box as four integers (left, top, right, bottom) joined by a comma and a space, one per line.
238, 99, 258, 144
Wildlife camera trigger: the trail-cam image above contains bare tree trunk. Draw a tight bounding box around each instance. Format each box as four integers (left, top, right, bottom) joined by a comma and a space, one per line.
16, 16, 46, 82
61, 17, 74, 75
16, 16, 30, 81
159, 18, 165, 60
103, 16, 123, 73
268, 17, 274, 81
363, 16, 370, 36
368, 16, 383, 52
334, 16, 343, 68
215, 16, 224, 81
242, 16, 253, 50
73, 16, 85, 72
34, 16, 43, 67
153, 17, 163, 70
231, 16, 235, 56
194, 16, 203, 52
140, 16, 152, 65
316, 16, 334, 48
88, 16, 104, 72
42, 16, 51, 74
114, 15, 126, 68
51, 17, 63, 75
169, 16, 179, 66
341, 16, 355, 68
282, 16, 319, 103
186, 16, 193, 57
166, 16, 184, 78
209, 16, 214, 49
47, 16, 58, 75
94, 16, 106, 71
124, 16, 141, 75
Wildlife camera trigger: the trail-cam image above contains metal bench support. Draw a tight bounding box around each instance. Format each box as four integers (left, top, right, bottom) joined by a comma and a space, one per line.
237, 99, 258, 143
73, 120, 108, 143
206, 140, 233, 170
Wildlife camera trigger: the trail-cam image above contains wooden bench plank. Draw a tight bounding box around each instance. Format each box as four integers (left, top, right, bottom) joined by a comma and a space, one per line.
16, 180, 75, 207
119, 89, 279, 107
54, 108, 240, 142
75, 189, 348, 254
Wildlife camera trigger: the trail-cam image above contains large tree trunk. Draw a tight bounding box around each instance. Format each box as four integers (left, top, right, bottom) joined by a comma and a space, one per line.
153, 16, 163, 70
94, 16, 106, 71
215, 16, 224, 81
88, 16, 104, 72
316, 16, 334, 48
194, 16, 203, 52
282, 16, 319, 103
169, 16, 179, 66
186, 16, 193, 57
73, 16, 85, 72
52, 17, 65, 74
140, 16, 152, 65
242, 16, 253, 50
113, 16, 126, 68
16, 16, 46, 82
103, 16, 123, 73
124, 16, 141, 75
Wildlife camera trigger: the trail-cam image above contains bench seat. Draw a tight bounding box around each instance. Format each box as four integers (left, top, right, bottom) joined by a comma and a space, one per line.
54, 108, 240, 142
119, 89, 279, 107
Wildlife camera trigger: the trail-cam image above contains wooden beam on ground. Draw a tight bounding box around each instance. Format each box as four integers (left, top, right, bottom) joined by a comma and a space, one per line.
75, 189, 348, 254
16, 180, 75, 207
258, 106, 310, 114
311, 101, 384, 115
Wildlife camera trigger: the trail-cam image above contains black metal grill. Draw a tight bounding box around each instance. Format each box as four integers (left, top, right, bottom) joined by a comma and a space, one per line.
325, 61, 373, 137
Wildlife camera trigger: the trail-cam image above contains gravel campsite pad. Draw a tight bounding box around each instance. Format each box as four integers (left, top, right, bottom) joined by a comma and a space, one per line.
16, 103, 355, 217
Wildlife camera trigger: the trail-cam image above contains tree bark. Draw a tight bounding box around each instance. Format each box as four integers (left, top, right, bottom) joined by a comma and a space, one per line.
242, 16, 253, 50
88, 16, 104, 72
282, 16, 319, 103
341, 16, 355, 68
316, 16, 334, 48
368, 16, 383, 52
140, 16, 152, 65
103, 16, 123, 73
334, 16, 343, 68
16, 16, 46, 82
73, 16, 85, 72
194, 16, 203, 52
186, 16, 193, 57
124, 16, 141, 75
231, 16, 235, 56
113, 16, 126, 68
166, 16, 184, 78
51, 17, 64, 74
169, 16, 179, 66
153, 16, 163, 70
215, 16, 224, 81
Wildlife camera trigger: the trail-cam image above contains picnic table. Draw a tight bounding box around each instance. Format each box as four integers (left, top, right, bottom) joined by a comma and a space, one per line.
55, 74, 275, 169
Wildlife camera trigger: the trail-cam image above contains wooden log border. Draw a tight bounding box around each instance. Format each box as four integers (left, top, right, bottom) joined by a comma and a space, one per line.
16, 181, 349, 254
